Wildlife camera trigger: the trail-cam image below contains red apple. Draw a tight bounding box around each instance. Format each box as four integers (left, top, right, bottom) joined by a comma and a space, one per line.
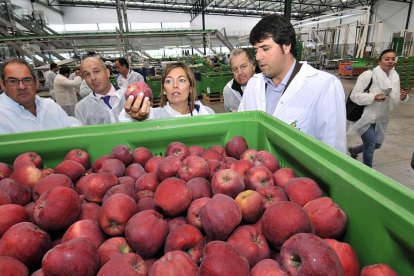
206, 159, 222, 178
99, 193, 138, 236
252, 150, 279, 172
186, 177, 212, 200
99, 158, 126, 177
0, 162, 12, 180
244, 165, 275, 190
250, 259, 287, 276
132, 146, 153, 166
227, 224, 270, 267
125, 210, 169, 259
188, 145, 205, 156
135, 172, 159, 192
234, 190, 265, 223
157, 155, 182, 181
0, 222, 51, 269
325, 239, 360, 276
102, 183, 138, 203
149, 250, 198, 276
154, 177, 192, 217
0, 178, 31, 206
144, 156, 163, 173
273, 167, 295, 188
221, 156, 238, 169
125, 163, 146, 180
92, 154, 110, 172
178, 155, 209, 181
167, 216, 187, 232
54, 159, 85, 182
117, 176, 135, 189
225, 135, 249, 159
0, 190, 10, 205
32, 173, 73, 201
201, 148, 224, 162
165, 141, 189, 161
256, 185, 289, 209
279, 233, 343, 275
261, 201, 313, 249
360, 263, 398, 276
303, 197, 347, 239
125, 80, 153, 101
34, 186, 82, 231
187, 197, 211, 230
164, 224, 205, 264
209, 145, 227, 157
10, 163, 43, 189
13, 152, 42, 169
0, 204, 29, 237
198, 241, 250, 276
110, 144, 134, 166
41, 237, 99, 276
83, 172, 119, 203
230, 159, 254, 177
61, 219, 106, 249
97, 237, 133, 266
40, 167, 54, 178
137, 196, 155, 212
0, 256, 29, 276
79, 202, 101, 222
64, 148, 90, 170
199, 193, 242, 240
240, 148, 258, 162
211, 168, 245, 198
24, 202, 35, 223
284, 177, 323, 207
98, 252, 148, 276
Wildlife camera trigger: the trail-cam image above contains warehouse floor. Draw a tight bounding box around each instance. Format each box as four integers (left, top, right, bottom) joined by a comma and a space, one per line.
206, 72, 414, 191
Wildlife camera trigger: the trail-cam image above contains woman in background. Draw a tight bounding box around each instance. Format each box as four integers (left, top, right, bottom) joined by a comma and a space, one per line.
348, 49, 408, 167
120, 62, 214, 121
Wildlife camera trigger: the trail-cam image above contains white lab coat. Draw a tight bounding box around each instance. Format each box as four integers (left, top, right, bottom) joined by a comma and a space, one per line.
223, 79, 243, 112
117, 70, 145, 89
239, 62, 347, 153
74, 87, 126, 125
53, 74, 82, 116
0, 93, 81, 134
348, 66, 408, 144
119, 101, 215, 122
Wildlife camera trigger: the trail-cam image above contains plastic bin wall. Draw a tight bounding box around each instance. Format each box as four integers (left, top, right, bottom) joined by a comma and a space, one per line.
0, 111, 413, 275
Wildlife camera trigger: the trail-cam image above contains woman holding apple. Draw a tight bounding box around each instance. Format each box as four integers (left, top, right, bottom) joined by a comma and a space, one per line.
120, 62, 214, 121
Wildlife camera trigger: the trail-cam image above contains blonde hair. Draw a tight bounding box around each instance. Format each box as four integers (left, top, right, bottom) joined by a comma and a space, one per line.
159, 62, 197, 111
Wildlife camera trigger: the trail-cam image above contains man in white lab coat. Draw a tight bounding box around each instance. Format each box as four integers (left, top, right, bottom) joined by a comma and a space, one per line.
238, 14, 346, 153
114, 57, 145, 89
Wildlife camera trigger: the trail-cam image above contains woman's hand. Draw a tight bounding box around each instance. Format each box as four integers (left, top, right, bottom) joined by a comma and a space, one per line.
400, 89, 408, 101
124, 93, 151, 121
374, 94, 386, 102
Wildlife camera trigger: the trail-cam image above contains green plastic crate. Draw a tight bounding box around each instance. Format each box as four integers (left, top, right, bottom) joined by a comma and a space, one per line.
201, 72, 233, 94
146, 77, 162, 99
0, 111, 413, 275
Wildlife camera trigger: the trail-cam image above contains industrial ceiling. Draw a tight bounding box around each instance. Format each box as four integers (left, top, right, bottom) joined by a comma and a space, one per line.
51, 0, 378, 20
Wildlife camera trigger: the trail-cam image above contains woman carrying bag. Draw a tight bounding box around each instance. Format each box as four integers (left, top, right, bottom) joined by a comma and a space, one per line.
348, 49, 409, 167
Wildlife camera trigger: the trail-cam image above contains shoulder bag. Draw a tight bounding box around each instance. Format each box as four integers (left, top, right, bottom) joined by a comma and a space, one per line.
345, 77, 373, 122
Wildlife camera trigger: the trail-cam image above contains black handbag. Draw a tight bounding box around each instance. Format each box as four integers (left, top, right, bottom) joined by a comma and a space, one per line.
346, 77, 373, 121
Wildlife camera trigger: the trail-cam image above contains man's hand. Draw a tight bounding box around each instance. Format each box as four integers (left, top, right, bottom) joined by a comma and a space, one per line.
124, 92, 151, 120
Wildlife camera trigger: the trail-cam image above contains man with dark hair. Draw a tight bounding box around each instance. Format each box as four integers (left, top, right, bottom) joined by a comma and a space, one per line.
44, 62, 58, 95
0, 58, 81, 134
223, 48, 256, 112
75, 56, 126, 125
114, 57, 144, 89
53, 65, 82, 116
238, 14, 346, 152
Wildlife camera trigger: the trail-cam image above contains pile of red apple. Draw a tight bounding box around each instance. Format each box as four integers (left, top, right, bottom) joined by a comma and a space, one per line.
0, 136, 399, 275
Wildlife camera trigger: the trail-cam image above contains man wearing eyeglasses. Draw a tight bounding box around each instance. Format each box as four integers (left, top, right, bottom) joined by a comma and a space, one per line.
0, 58, 82, 134
223, 48, 256, 112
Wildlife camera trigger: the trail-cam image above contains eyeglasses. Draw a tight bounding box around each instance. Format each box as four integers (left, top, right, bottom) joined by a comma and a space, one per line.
4, 77, 36, 87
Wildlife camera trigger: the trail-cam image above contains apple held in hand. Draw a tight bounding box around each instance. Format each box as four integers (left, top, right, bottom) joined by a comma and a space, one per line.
125, 81, 153, 102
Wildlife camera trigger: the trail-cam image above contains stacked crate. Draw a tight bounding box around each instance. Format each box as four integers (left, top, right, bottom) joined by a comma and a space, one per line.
395, 56, 414, 89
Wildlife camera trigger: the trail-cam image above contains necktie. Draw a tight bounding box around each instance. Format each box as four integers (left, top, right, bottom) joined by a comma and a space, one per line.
102, 95, 112, 109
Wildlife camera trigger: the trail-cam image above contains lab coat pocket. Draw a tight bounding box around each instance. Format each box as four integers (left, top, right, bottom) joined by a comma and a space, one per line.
279, 107, 311, 133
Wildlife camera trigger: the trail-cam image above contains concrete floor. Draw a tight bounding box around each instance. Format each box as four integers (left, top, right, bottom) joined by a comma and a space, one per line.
206, 71, 414, 191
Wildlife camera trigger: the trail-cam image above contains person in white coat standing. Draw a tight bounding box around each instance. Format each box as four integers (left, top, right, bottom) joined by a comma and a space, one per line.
348, 49, 409, 167
53, 65, 82, 116
238, 14, 346, 153
223, 48, 256, 112
114, 57, 145, 89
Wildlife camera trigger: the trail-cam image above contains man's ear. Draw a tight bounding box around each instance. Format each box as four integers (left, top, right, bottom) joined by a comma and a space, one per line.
283, 44, 291, 55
